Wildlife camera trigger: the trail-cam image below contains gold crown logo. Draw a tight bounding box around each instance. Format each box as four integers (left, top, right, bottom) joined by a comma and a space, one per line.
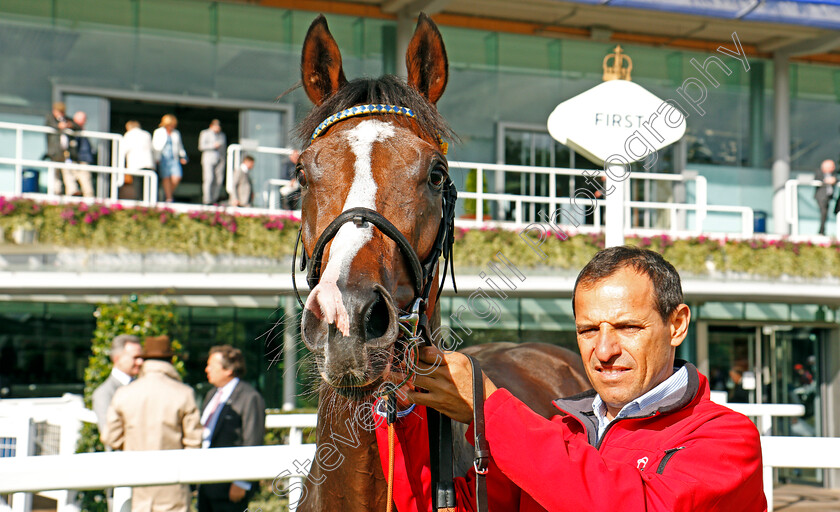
602, 45, 633, 82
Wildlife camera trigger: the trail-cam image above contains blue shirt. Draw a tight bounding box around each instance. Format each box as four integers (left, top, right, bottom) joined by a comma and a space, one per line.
592, 365, 688, 443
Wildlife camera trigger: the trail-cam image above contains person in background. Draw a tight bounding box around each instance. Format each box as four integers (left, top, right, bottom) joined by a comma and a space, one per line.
91, 335, 143, 433
102, 335, 202, 512
152, 114, 187, 203
815, 159, 836, 235
198, 345, 265, 512
199, 119, 227, 204
280, 150, 301, 210
45, 102, 76, 195
122, 120, 154, 200
63, 111, 95, 197
230, 155, 255, 208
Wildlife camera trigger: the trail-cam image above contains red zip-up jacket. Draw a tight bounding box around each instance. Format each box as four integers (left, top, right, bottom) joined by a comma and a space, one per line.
375, 361, 766, 512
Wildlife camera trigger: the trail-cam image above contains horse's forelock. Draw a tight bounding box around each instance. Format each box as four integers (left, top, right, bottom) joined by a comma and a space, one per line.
295, 75, 456, 148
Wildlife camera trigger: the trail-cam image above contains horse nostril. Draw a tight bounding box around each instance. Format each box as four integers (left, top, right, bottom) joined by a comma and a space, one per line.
364, 291, 391, 341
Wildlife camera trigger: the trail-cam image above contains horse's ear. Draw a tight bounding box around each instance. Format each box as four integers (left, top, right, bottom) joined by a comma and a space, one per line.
406, 13, 448, 105
301, 15, 348, 106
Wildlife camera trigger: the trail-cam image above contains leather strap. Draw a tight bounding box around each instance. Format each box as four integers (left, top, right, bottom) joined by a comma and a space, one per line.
307, 207, 425, 296
466, 355, 489, 512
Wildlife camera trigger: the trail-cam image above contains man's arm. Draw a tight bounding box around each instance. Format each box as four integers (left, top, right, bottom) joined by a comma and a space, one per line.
101, 398, 125, 451
239, 386, 266, 447
91, 380, 113, 432
474, 389, 765, 511
198, 130, 214, 152
181, 393, 203, 450
404, 347, 765, 512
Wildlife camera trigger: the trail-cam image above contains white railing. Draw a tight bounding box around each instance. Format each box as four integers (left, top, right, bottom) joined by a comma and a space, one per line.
225, 144, 296, 210
0, 403, 317, 512
0, 121, 123, 198
784, 177, 840, 237
762, 436, 840, 512
0, 157, 158, 205
448, 161, 754, 237
2, 435, 839, 512
710, 392, 807, 436
0, 122, 760, 237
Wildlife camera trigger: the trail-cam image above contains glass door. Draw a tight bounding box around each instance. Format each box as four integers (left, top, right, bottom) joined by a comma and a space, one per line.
708, 326, 759, 404
767, 327, 823, 485
239, 109, 287, 208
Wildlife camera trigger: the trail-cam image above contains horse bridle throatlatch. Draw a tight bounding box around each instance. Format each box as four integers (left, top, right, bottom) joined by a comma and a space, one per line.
292, 104, 489, 512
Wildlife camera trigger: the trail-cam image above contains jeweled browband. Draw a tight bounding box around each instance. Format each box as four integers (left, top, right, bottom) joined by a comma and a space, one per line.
309, 103, 448, 154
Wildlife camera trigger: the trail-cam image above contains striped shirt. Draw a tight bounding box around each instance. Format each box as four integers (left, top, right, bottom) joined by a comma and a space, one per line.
592, 365, 689, 443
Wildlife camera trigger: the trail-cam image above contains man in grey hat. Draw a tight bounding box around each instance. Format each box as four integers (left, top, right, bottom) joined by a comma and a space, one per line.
102, 335, 202, 512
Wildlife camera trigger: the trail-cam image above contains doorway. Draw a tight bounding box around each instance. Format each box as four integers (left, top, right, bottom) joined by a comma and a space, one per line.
110, 100, 240, 203
707, 324, 825, 485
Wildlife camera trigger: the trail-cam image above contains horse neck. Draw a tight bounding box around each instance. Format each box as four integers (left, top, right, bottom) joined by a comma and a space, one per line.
303, 388, 387, 511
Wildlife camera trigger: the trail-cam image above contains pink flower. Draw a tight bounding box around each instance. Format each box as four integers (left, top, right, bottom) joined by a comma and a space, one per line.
83, 214, 94, 224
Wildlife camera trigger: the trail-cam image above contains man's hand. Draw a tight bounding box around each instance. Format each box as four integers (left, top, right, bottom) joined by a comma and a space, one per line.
403, 345, 497, 424
228, 483, 246, 502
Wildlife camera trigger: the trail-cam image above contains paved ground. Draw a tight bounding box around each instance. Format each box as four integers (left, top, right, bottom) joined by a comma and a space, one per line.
775, 484, 840, 511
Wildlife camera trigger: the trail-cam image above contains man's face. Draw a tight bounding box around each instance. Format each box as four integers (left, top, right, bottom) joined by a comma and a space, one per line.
574, 267, 690, 419
205, 352, 234, 387
113, 342, 143, 377
211, 122, 221, 133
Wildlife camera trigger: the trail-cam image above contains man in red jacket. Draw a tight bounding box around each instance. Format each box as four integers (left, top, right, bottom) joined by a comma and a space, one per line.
377, 246, 766, 511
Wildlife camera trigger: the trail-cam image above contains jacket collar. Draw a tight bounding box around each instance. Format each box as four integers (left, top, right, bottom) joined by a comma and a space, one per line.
553, 360, 702, 445
138, 359, 182, 381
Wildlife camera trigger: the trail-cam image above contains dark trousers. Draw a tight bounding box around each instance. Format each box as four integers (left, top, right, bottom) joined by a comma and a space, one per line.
819, 197, 831, 235
197, 483, 251, 512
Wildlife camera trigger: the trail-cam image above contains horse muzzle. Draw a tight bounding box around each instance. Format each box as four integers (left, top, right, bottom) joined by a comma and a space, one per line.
302, 283, 400, 389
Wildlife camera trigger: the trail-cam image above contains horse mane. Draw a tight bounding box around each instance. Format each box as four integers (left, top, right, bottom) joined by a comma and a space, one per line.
295, 74, 456, 148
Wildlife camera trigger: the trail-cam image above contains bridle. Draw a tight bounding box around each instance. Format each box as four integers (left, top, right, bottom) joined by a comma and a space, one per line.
292, 103, 488, 512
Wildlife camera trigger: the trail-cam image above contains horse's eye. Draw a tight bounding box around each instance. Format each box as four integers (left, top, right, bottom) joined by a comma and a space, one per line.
295, 164, 307, 188
429, 163, 447, 190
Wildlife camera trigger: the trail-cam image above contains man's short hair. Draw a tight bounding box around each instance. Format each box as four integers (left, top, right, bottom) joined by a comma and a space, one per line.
242, 155, 255, 164
111, 334, 141, 358
209, 345, 246, 378
572, 246, 684, 322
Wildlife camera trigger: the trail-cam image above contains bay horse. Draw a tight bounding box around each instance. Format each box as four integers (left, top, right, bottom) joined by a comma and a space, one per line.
293, 14, 590, 512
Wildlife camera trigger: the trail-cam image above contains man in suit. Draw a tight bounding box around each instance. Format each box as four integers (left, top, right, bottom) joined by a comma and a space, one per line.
45, 101, 78, 195
199, 119, 227, 204
230, 155, 255, 207
815, 159, 837, 235
91, 334, 143, 432
198, 345, 265, 512
103, 335, 202, 512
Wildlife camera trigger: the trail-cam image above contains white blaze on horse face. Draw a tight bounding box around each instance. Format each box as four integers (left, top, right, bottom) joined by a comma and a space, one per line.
305, 120, 395, 337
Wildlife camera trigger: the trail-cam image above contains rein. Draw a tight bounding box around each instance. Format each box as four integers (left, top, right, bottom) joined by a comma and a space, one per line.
293, 103, 487, 512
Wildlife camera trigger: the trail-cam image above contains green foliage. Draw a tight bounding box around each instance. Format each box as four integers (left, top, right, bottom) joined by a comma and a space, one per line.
0, 199, 300, 256
76, 295, 184, 512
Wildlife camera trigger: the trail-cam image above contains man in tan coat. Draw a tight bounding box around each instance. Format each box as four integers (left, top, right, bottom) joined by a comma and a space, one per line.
102, 335, 202, 512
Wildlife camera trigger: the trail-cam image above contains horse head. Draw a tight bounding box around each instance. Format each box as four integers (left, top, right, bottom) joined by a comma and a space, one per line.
296, 14, 454, 398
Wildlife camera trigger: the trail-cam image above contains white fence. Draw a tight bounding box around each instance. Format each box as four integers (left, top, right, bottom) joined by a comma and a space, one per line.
1, 121, 765, 237
2, 398, 838, 512
0, 397, 317, 512
1, 433, 838, 512
448, 161, 755, 237
784, 176, 840, 237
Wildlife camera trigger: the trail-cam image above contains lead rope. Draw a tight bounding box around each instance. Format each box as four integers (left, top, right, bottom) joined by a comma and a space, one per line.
386, 395, 397, 512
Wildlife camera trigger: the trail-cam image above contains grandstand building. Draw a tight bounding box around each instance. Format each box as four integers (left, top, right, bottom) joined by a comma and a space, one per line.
2, 0, 840, 490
